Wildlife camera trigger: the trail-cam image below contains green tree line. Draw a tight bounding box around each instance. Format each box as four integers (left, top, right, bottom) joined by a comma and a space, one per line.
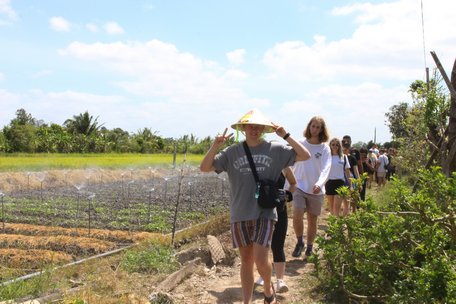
0, 109, 214, 154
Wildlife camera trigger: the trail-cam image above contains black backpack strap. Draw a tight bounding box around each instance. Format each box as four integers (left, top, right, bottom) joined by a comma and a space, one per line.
242, 141, 260, 183
243, 141, 262, 199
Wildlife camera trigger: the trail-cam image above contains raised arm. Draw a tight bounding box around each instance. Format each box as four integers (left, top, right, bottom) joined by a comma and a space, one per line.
200, 128, 233, 172
283, 166, 297, 193
271, 123, 310, 162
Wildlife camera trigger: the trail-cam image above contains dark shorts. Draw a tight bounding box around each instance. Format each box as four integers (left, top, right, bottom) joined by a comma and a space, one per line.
325, 179, 345, 195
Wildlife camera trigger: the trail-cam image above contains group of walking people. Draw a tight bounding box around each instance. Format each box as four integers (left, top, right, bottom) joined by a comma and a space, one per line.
200, 108, 390, 304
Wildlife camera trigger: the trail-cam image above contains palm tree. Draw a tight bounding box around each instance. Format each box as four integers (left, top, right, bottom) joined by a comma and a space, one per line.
64, 111, 103, 136
134, 128, 163, 153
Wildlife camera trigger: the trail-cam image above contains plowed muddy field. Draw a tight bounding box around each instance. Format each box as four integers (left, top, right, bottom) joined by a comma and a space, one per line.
0, 167, 229, 282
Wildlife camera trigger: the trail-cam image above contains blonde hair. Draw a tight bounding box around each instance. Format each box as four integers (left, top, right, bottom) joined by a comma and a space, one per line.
329, 138, 343, 159
303, 116, 329, 143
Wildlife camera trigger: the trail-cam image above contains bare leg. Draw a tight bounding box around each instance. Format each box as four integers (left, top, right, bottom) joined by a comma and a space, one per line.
333, 195, 343, 217
306, 213, 318, 245
326, 195, 334, 215
239, 245, 255, 304
293, 207, 305, 241
253, 243, 274, 299
342, 199, 350, 216
273, 262, 285, 280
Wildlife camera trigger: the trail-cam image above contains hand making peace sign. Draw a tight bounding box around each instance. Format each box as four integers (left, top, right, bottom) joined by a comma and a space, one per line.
213, 128, 233, 149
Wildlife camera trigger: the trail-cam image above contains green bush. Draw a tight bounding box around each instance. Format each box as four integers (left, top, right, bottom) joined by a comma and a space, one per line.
315, 168, 456, 303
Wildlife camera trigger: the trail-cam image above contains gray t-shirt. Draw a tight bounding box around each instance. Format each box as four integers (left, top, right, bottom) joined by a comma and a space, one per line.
213, 141, 296, 223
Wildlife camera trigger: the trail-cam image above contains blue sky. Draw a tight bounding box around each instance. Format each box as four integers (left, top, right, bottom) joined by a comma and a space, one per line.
1, 0, 455, 144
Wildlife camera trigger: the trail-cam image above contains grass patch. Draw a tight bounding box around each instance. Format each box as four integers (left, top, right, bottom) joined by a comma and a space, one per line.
0, 153, 204, 171
0, 270, 55, 301
120, 241, 178, 274
365, 183, 393, 208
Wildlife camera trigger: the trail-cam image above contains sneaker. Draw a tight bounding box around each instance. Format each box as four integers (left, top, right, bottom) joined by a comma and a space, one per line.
292, 243, 304, 257
276, 279, 289, 293
255, 276, 264, 287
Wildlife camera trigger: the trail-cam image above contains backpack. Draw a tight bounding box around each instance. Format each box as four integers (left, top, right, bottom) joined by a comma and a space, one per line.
383, 156, 389, 170
343, 155, 352, 186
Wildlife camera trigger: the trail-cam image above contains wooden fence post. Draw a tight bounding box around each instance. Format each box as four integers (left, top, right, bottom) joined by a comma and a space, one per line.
429, 52, 456, 176
445, 58, 456, 175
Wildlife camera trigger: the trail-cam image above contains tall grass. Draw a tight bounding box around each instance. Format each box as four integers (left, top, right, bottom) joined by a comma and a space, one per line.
0, 153, 204, 171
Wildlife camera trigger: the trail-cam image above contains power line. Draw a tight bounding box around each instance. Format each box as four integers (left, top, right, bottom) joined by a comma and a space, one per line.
420, 0, 427, 71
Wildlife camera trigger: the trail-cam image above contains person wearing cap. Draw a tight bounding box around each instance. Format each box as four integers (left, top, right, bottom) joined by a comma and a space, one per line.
291, 116, 331, 260
200, 108, 310, 304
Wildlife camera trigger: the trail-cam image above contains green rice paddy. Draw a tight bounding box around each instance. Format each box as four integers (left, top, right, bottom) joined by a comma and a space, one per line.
0, 153, 204, 171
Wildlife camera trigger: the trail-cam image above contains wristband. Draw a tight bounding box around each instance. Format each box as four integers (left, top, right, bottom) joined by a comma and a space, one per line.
283, 133, 290, 140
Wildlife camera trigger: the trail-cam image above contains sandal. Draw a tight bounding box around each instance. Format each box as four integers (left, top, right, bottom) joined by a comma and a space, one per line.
264, 284, 277, 304
264, 293, 276, 304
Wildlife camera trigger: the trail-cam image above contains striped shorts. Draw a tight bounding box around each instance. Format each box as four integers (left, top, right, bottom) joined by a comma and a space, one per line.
230, 217, 275, 248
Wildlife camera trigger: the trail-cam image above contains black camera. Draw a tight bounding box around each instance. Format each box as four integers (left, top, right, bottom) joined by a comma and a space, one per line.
285, 190, 293, 202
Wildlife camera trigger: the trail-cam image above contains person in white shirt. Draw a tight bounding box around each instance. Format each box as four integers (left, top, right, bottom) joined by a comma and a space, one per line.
376, 148, 389, 187
291, 116, 331, 260
326, 138, 351, 216
367, 149, 378, 188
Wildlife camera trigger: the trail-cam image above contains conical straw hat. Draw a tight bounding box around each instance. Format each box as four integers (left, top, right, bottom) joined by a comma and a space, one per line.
231, 108, 275, 133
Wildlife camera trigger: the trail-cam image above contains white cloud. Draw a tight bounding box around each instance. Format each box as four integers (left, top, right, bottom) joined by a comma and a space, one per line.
57, 40, 256, 136
226, 49, 246, 66
24, 0, 454, 142
49, 16, 71, 32
104, 21, 124, 35
1, 89, 128, 128
0, 89, 21, 127
85, 23, 99, 33
263, 0, 456, 83
0, 72, 4, 80
0, 88, 252, 138
224, 69, 248, 80
276, 82, 409, 144
0, 0, 17, 26
257, 0, 456, 143
60, 40, 245, 103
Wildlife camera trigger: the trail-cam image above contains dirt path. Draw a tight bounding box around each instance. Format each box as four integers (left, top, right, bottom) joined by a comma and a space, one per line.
0, 169, 329, 303
170, 208, 329, 304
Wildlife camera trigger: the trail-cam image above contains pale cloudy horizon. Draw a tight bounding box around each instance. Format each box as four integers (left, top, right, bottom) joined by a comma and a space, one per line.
1, 0, 455, 144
